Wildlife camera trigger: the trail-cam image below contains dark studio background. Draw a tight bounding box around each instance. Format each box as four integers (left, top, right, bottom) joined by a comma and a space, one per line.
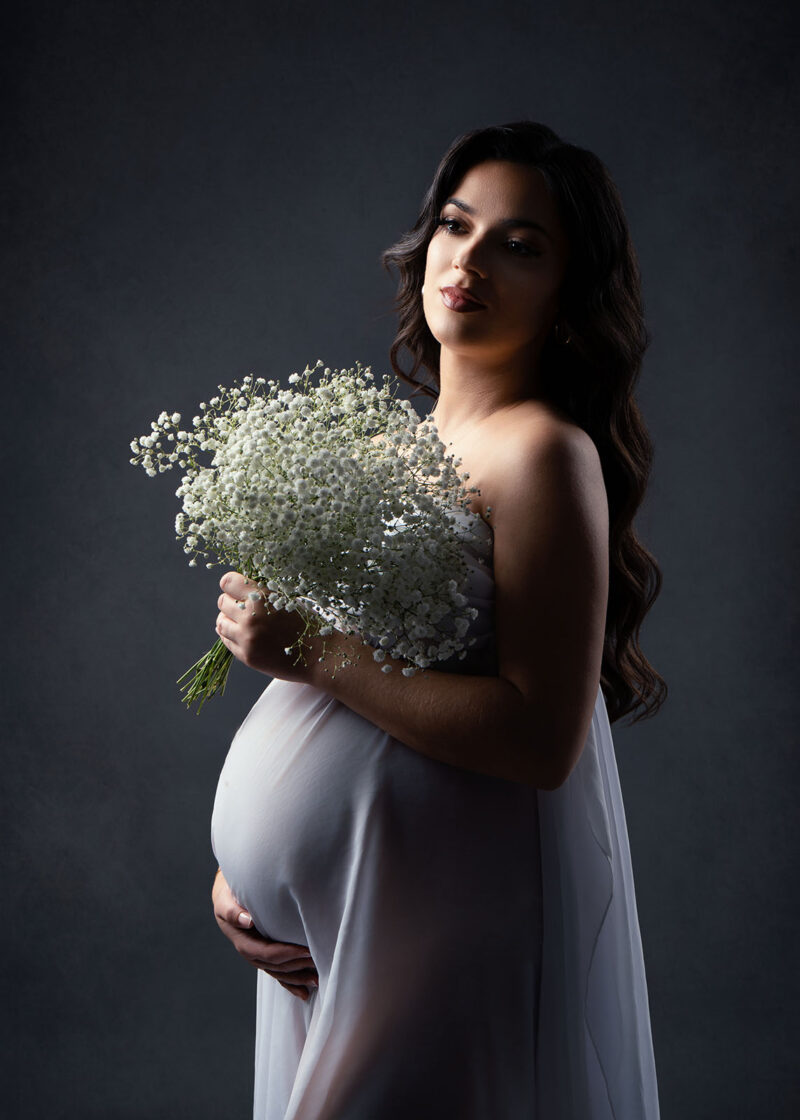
2, 1, 798, 1117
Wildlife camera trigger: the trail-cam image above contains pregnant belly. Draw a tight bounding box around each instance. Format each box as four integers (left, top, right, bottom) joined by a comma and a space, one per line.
211, 678, 393, 945
211, 677, 543, 967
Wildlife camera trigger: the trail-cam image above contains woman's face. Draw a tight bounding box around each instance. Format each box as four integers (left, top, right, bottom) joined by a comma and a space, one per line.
422, 159, 570, 369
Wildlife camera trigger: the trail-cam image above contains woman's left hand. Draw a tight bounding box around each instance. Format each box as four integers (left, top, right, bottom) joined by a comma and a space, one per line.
216, 571, 314, 682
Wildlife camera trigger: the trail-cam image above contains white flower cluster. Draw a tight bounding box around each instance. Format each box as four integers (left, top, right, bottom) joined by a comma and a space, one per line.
130, 361, 482, 677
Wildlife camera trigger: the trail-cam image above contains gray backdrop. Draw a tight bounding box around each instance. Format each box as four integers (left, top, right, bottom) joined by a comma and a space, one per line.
3, 1, 797, 1116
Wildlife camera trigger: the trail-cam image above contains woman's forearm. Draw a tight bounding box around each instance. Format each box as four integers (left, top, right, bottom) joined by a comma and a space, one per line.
302, 629, 559, 789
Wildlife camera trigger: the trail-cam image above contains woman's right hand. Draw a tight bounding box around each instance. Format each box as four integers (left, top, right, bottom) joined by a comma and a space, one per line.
212, 869, 319, 1001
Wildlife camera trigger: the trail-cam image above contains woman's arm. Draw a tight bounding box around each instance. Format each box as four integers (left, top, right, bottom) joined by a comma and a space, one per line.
217, 417, 608, 790
309, 629, 558, 786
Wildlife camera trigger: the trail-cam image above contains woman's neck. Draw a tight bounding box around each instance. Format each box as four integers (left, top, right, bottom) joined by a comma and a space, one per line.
431, 347, 546, 437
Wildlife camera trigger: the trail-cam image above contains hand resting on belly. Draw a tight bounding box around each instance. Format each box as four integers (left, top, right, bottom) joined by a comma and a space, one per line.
212, 869, 319, 1001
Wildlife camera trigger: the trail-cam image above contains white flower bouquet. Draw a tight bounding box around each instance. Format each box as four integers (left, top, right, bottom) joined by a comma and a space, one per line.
130, 361, 483, 710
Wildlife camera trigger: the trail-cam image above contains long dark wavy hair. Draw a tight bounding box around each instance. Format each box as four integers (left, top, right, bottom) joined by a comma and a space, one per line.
381, 121, 666, 726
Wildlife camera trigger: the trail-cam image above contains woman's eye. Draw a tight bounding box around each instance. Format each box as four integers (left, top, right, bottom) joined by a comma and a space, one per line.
435, 217, 542, 258
507, 239, 540, 258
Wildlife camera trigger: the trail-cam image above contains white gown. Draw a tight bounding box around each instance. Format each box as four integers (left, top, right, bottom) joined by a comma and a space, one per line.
211, 508, 660, 1119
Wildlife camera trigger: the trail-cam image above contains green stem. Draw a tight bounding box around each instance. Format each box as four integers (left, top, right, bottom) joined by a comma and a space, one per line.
177, 639, 234, 713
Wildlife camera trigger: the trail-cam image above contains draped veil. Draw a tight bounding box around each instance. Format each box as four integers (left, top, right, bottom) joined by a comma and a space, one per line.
535, 685, 661, 1118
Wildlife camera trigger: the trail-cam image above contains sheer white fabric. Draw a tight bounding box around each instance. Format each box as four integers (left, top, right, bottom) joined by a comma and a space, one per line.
535, 681, 660, 1117
211, 507, 660, 1118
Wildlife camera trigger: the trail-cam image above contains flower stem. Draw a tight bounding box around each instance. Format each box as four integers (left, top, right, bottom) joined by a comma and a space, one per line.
177, 639, 234, 713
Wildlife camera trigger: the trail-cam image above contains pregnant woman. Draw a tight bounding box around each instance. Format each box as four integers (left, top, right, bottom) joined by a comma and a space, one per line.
210, 121, 665, 1118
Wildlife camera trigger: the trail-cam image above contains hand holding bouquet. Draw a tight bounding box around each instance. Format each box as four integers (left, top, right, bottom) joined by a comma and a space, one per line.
130, 361, 484, 710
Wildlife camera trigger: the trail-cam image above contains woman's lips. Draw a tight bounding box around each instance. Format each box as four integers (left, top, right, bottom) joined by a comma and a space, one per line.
440, 286, 486, 312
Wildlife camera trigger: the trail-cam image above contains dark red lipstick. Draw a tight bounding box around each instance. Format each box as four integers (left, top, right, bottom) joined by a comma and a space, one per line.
440, 286, 486, 312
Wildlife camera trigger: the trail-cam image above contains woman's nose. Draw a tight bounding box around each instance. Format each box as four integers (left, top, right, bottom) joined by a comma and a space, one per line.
452, 237, 487, 277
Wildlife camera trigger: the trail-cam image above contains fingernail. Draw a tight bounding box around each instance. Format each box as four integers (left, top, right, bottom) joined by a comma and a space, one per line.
237, 911, 253, 928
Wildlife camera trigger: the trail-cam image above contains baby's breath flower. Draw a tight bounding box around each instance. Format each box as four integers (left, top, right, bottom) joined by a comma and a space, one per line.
131, 360, 482, 708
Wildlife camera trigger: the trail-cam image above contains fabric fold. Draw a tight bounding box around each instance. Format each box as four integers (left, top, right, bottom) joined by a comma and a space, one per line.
536, 685, 660, 1118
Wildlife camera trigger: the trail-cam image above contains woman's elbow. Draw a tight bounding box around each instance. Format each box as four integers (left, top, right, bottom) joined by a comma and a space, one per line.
512, 718, 584, 791
498, 680, 590, 790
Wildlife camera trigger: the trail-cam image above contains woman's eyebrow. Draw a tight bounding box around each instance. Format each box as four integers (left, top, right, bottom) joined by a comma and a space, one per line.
442, 196, 553, 241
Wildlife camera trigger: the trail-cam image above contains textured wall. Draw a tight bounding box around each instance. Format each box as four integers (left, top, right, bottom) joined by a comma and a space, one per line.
2, 1, 797, 1116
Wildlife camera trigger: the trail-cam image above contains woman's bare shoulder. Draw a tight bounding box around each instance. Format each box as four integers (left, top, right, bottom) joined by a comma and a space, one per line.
369, 403, 603, 522
494, 399, 595, 454
480, 401, 604, 504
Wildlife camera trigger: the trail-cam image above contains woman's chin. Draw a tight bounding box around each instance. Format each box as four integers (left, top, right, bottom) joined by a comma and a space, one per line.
426, 316, 495, 352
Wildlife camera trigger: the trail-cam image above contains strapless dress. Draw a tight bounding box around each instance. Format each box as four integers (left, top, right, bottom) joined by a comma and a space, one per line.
211, 505, 660, 1119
